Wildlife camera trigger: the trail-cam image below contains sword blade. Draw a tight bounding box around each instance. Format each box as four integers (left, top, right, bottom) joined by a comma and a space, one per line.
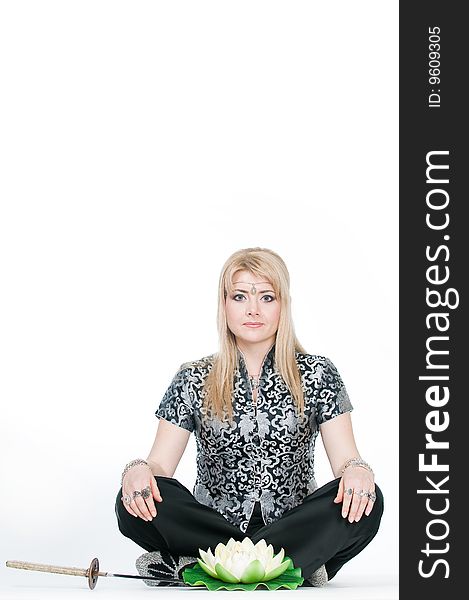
104, 572, 188, 586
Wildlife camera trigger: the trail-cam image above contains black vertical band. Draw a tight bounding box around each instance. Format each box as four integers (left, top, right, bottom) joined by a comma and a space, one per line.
400, 1, 465, 595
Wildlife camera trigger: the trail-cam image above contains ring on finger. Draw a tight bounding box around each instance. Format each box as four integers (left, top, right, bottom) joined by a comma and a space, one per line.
345, 488, 353, 496
132, 490, 142, 500
367, 491, 377, 502
141, 486, 151, 500
357, 489, 367, 498
122, 494, 132, 505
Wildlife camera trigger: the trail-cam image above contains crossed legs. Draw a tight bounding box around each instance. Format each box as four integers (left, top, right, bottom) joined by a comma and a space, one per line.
115, 475, 384, 581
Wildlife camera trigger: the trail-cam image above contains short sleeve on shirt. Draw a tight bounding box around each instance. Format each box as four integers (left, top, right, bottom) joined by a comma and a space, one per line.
155, 366, 196, 432
316, 357, 353, 425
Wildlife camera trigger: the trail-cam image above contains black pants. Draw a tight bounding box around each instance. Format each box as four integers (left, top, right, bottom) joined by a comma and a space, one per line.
115, 476, 384, 581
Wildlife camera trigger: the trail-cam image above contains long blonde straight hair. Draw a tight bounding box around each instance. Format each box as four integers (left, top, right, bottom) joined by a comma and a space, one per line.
203, 247, 307, 422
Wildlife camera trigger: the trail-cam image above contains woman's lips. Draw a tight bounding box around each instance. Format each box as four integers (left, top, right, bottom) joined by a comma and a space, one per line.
243, 323, 263, 327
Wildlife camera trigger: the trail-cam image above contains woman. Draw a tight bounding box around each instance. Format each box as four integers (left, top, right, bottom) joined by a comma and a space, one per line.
115, 247, 383, 587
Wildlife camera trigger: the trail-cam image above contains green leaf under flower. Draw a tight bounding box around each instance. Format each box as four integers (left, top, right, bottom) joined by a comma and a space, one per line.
182, 560, 304, 591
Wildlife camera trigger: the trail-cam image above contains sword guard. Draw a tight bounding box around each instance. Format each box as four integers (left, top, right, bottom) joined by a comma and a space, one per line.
87, 557, 99, 590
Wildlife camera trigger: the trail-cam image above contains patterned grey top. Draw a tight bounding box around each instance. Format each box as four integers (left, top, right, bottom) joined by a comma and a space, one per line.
155, 344, 353, 533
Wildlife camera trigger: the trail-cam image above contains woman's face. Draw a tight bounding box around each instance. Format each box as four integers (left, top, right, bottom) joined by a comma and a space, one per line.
225, 270, 281, 349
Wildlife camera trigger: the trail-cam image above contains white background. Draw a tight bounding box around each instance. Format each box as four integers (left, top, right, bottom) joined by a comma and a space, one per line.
0, 1, 398, 598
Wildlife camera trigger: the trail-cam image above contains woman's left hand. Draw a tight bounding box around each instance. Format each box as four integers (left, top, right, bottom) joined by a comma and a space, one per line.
334, 466, 376, 522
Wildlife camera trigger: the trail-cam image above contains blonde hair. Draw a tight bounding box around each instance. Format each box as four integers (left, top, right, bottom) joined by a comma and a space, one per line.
203, 247, 306, 422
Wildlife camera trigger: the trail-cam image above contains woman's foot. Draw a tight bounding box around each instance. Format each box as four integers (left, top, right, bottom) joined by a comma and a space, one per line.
307, 564, 328, 587
135, 550, 197, 586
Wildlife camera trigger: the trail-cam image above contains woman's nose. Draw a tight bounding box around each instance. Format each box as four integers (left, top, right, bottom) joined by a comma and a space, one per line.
246, 301, 260, 316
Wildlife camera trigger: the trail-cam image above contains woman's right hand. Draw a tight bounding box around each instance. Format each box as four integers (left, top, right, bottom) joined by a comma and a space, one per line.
121, 464, 163, 521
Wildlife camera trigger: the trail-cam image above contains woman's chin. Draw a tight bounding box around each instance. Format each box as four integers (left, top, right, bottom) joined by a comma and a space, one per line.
235, 331, 274, 346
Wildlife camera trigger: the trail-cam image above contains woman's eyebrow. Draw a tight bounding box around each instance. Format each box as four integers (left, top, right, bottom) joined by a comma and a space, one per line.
234, 288, 275, 294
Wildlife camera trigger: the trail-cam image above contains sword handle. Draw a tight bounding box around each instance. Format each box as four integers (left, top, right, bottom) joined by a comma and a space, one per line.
6, 560, 88, 577
6, 557, 101, 589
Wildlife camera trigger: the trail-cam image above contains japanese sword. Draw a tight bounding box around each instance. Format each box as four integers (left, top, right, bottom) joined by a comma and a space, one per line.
6, 557, 194, 589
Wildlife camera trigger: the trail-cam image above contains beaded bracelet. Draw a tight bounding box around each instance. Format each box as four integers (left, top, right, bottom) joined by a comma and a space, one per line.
121, 458, 149, 485
340, 457, 374, 475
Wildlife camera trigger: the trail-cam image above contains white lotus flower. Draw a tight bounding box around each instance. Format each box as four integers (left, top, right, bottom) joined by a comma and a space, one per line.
197, 537, 290, 583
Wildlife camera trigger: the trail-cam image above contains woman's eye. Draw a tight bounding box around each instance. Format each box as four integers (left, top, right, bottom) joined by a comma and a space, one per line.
262, 295, 276, 302
233, 293, 246, 301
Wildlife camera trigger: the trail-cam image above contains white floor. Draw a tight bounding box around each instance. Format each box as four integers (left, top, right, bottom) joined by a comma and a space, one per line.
0, 571, 398, 599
